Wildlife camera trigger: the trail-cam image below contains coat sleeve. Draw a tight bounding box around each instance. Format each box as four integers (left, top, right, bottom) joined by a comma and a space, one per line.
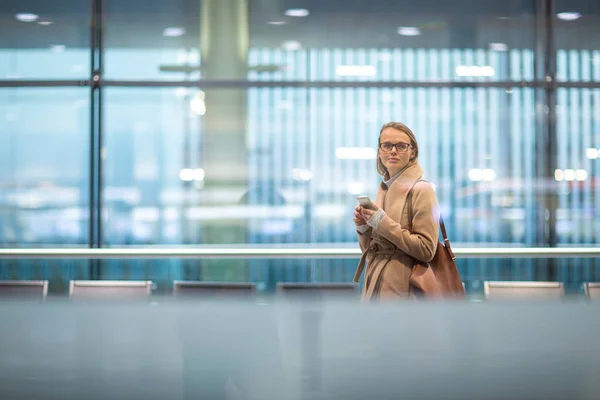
356, 227, 372, 252
373, 182, 440, 262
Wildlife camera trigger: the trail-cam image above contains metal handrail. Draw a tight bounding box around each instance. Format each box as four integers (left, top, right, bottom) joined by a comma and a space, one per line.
0, 247, 599, 259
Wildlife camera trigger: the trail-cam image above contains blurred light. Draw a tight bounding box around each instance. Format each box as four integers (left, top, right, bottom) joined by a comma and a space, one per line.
163, 27, 185, 37
38, 20, 53, 26
192, 168, 205, 181
133, 207, 160, 222
277, 100, 294, 110
5, 112, 18, 122
593, 57, 600, 66
268, 21, 286, 25
489, 42, 508, 51
575, 169, 588, 181
16, 13, 39, 22
292, 168, 313, 181
586, 148, 599, 160
134, 163, 158, 181
336, 65, 376, 77
381, 91, 394, 103
468, 169, 483, 182
71, 64, 84, 73
482, 168, 496, 181
285, 8, 309, 17
179, 168, 194, 181
397, 27, 421, 36
261, 220, 293, 235
314, 204, 346, 218
50, 45, 65, 53
554, 169, 564, 181
556, 12, 581, 21
174, 88, 190, 97
190, 91, 206, 115
348, 182, 365, 195
563, 169, 576, 181
282, 40, 302, 51
163, 207, 179, 222
506, 89, 513, 94
336, 147, 377, 160
456, 66, 495, 77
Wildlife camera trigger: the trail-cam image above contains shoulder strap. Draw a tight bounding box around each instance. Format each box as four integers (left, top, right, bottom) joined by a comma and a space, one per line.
407, 180, 455, 259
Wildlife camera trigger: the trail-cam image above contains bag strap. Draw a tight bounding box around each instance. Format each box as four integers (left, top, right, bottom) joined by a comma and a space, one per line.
407, 180, 455, 260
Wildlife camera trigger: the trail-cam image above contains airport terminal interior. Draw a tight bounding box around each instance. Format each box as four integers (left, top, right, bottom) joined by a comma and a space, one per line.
1, 0, 600, 399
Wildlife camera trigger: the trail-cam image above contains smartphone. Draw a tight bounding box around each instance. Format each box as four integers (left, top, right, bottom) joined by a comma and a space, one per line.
356, 196, 377, 211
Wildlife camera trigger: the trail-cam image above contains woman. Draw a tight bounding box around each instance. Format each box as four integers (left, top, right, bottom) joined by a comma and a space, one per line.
353, 122, 440, 301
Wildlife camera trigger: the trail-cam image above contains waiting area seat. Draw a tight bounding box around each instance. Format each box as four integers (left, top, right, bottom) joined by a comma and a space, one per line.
276, 282, 359, 301
173, 281, 256, 298
484, 281, 564, 301
584, 283, 600, 300
0, 280, 48, 299
69, 280, 153, 300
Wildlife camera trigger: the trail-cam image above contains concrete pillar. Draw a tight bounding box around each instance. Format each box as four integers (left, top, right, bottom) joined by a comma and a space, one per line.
197, 0, 249, 281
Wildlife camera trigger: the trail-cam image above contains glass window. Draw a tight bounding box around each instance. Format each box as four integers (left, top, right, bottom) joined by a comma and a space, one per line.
0, 0, 90, 79
0, 88, 90, 246
555, 0, 600, 82
103, 86, 535, 246
104, 0, 535, 82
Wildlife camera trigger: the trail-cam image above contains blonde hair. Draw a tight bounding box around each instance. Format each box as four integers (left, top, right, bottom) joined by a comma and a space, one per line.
376, 122, 419, 177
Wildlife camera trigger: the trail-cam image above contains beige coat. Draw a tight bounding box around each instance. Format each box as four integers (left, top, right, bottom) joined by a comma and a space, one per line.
354, 163, 440, 301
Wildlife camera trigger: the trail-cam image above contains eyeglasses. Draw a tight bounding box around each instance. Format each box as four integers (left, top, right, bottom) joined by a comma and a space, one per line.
379, 142, 412, 153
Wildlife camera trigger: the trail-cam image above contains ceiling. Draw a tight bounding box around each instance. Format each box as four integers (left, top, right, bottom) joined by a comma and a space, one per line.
0, 0, 598, 50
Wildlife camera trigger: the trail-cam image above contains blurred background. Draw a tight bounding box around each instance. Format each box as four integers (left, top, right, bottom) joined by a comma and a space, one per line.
0, 0, 599, 294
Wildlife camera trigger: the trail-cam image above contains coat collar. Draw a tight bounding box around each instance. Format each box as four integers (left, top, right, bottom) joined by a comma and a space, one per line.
379, 162, 424, 215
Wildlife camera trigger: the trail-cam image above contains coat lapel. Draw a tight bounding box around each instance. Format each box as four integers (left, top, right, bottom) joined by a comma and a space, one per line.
386, 163, 424, 219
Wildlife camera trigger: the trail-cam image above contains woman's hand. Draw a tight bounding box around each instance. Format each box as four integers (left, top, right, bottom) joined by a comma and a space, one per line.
353, 206, 367, 226
359, 206, 380, 222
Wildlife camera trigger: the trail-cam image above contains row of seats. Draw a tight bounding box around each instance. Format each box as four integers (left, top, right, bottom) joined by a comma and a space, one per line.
1, 280, 599, 300
0, 280, 359, 300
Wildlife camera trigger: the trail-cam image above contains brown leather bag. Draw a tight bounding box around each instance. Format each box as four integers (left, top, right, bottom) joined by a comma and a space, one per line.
407, 182, 465, 298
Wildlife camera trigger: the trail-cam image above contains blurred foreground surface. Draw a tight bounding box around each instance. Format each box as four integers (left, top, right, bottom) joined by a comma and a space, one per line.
1, 299, 599, 400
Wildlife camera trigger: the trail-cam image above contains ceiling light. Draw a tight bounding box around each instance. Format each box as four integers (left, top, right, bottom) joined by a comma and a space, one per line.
282, 40, 302, 51
179, 168, 194, 181
192, 168, 205, 181
336, 65, 377, 77
481, 168, 496, 182
563, 169, 576, 181
348, 182, 365, 195
163, 27, 185, 37
468, 169, 483, 182
285, 8, 310, 17
15, 13, 39, 22
397, 27, 421, 36
557, 12, 581, 21
586, 148, 599, 160
50, 45, 65, 53
268, 21, 286, 25
575, 169, 588, 181
336, 147, 377, 160
190, 92, 206, 115
456, 65, 495, 77
174, 88, 191, 98
489, 42, 508, 51
38, 21, 53, 26
554, 169, 564, 182
292, 168, 313, 182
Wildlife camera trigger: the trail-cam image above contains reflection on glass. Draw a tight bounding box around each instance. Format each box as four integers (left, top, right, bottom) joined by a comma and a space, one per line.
102, 87, 537, 248
0, 88, 90, 245
0, 1, 90, 79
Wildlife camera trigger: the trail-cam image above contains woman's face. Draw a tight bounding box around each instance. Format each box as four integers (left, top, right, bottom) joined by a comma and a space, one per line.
378, 127, 416, 177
